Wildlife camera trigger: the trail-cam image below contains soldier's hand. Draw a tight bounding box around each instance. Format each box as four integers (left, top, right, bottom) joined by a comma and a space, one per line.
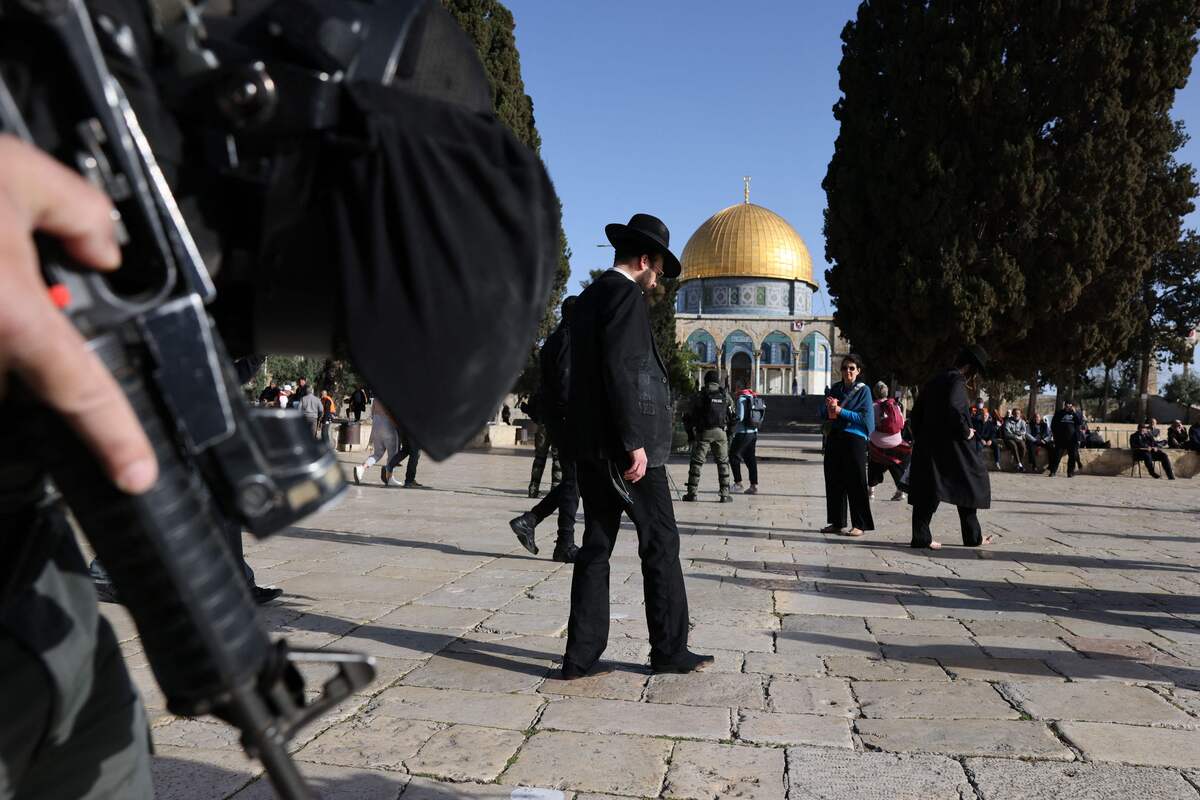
0, 135, 157, 494
624, 447, 647, 483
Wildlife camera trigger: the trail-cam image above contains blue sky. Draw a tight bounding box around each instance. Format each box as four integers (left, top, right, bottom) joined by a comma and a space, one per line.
507, 1, 1200, 376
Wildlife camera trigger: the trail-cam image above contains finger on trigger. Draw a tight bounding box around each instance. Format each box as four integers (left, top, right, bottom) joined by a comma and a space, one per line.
0, 135, 121, 269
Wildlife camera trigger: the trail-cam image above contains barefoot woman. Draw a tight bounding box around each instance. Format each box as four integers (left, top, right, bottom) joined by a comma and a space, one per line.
908, 345, 994, 550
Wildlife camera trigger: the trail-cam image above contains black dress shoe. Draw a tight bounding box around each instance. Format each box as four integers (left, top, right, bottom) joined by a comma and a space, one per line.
681, 493, 697, 502
552, 542, 579, 563
651, 651, 715, 674
560, 661, 588, 680
719, 495, 734, 503
251, 585, 283, 604
510, 513, 538, 555
404, 481, 426, 489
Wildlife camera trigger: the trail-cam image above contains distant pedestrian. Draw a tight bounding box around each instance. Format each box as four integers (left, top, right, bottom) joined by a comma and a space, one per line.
385, 432, 424, 488
730, 386, 765, 494
1048, 401, 1084, 477
868, 381, 909, 501
822, 354, 875, 537
349, 385, 368, 422
355, 398, 400, 485
683, 370, 734, 502
298, 385, 322, 439
908, 345, 994, 550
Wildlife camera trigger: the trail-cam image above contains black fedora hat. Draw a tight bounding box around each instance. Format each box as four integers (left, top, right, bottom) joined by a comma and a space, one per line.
605, 213, 682, 278
956, 343, 990, 375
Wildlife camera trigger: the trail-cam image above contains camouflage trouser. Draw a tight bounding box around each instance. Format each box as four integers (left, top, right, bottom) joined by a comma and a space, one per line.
686, 427, 732, 497
529, 425, 561, 492
1, 530, 153, 800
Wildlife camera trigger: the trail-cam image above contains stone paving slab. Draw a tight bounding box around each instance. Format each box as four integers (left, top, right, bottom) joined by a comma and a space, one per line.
538, 696, 733, 740
502, 730, 671, 796
369, 686, 544, 730
854, 680, 1020, 719
856, 718, 1075, 760
1003, 681, 1198, 726
784, 748, 972, 800
405, 724, 526, 782
664, 741, 786, 800
644, 672, 766, 709
965, 757, 1200, 800
736, 710, 853, 748
825, 656, 948, 681
767, 677, 856, 717
1059, 721, 1200, 767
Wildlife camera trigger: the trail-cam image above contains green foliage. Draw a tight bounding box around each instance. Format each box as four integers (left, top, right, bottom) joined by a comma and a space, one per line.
823, 1, 1200, 385
1163, 372, 1200, 406
441, 0, 571, 393
647, 277, 695, 403
1138, 230, 1200, 367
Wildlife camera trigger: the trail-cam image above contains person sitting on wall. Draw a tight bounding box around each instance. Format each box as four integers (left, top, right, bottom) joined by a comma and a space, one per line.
1130, 422, 1176, 480
1167, 420, 1189, 449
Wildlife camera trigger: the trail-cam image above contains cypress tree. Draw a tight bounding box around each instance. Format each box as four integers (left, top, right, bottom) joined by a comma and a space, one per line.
441, 0, 572, 394
823, 0, 1200, 386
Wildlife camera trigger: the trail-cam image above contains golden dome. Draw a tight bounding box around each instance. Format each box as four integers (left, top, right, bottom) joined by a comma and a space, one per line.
679, 201, 815, 287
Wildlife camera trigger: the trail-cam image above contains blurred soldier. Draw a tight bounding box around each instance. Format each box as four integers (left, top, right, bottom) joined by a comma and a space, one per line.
510, 297, 580, 562
682, 370, 733, 502
527, 407, 561, 498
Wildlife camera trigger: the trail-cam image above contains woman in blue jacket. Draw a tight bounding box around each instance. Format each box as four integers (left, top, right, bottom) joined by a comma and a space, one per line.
822, 354, 875, 536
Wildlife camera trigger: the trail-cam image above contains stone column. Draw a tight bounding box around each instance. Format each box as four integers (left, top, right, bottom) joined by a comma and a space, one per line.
793, 350, 803, 395
752, 349, 762, 394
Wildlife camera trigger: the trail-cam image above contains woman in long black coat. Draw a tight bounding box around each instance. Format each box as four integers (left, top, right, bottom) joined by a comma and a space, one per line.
907, 346, 993, 549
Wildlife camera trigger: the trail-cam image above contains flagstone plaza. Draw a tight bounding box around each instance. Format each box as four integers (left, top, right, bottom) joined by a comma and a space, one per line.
116, 436, 1200, 799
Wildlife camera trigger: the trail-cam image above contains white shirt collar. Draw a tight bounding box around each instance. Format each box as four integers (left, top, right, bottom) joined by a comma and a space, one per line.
609, 267, 637, 283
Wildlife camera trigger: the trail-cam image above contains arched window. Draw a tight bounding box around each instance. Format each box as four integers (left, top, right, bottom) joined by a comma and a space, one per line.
686, 330, 717, 364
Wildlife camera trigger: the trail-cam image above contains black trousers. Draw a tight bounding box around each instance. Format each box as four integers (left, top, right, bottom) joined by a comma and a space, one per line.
565, 462, 689, 671
384, 434, 421, 483
911, 497, 983, 547
868, 458, 905, 489
1136, 450, 1174, 478
351, 409, 362, 422
729, 432, 758, 485
823, 432, 874, 530
1049, 438, 1081, 476
531, 457, 579, 543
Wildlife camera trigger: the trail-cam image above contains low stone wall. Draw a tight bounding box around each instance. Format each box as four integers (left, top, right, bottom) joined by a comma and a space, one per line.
990, 445, 1199, 478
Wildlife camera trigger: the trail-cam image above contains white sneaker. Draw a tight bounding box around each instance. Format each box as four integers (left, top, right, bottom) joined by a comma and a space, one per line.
891, 491, 906, 501
353, 466, 364, 485
388, 476, 405, 487
733, 483, 744, 492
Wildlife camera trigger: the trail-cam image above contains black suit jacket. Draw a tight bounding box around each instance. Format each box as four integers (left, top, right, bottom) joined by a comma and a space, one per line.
567, 270, 673, 467
908, 368, 991, 509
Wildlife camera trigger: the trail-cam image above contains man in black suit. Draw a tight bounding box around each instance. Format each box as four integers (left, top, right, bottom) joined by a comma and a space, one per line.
907, 345, 994, 550
562, 214, 712, 679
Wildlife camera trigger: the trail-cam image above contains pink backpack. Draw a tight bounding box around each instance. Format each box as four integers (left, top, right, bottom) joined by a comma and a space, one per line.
876, 399, 905, 436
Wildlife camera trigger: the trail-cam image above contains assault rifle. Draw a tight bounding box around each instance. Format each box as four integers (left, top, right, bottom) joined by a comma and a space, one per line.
0, 2, 375, 797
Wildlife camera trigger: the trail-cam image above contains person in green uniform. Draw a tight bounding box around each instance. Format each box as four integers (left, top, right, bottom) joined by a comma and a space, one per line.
683, 371, 734, 503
